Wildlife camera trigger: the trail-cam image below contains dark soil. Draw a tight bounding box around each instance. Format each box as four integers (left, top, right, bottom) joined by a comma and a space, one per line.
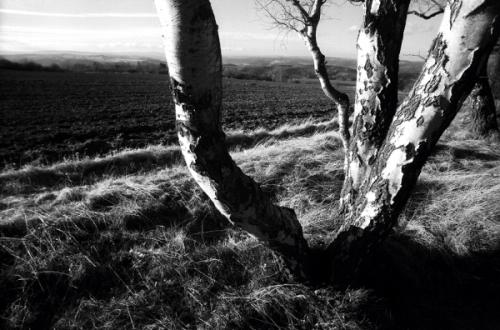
0, 70, 352, 168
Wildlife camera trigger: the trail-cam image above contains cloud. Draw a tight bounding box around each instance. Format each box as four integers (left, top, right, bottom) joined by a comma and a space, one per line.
220, 31, 277, 41
0, 25, 161, 37
0, 25, 163, 53
0, 9, 156, 18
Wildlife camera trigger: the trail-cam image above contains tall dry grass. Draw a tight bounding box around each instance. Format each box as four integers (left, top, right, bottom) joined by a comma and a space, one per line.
0, 116, 499, 329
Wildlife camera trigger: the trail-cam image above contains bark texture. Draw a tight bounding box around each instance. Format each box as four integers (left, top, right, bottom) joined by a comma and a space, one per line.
489, 42, 500, 99
466, 62, 499, 137
331, 0, 500, 277
155, 0, 309, 277
340, 0, 411, 216
155, 0, 500, 283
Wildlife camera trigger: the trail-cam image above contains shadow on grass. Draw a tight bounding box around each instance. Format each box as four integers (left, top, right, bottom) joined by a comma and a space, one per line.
0, 213, 234, 329
355, 232, 500, 330
0, 120, 341, 196
432, 144, 500, 162
1, 213, 499, 329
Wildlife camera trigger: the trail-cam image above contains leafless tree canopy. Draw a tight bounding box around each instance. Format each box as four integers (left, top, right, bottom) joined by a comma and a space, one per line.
156, 0, 500, 281
255, 0, 325, 33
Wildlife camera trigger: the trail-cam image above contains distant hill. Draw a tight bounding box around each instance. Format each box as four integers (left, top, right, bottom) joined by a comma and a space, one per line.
0, 51, 164, 64
0, 52, 168, 74
223, 56, 358, 68
222, 56, 424, 88
0, 52, 424, 88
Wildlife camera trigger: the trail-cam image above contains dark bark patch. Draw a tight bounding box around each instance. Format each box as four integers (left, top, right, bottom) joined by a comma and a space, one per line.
170, 78, 191, 105
404, 142, 416, 160
391, 139, 429, 209
376, 40, 386, 64
176, 121, 194, 140
424, 74, 442, 93
423, 96, 440, 107
170, 78, 215, 119
372, 178, 391, 208
416, 115, 425, 127
189, 133, 230, 183
352, 115, 363, 134
191, 2, 214, 24
375, 143, 395, 180
364, 121, 374, 132
364, 58, 374, 79
428, 33, 447, 62
450, 0, 463, 28
399, 94, 421, 121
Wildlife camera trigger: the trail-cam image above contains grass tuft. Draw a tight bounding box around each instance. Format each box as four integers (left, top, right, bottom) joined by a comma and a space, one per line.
1, 116, 499, 329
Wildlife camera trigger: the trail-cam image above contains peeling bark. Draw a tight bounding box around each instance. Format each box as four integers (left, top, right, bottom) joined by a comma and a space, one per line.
155, 0, 309, 277
340, 0, 411, 216
155, 0, 500, 284
331, 0, 500, 278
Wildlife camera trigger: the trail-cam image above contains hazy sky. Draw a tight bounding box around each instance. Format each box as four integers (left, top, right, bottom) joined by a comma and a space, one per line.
0, 0, 441, 59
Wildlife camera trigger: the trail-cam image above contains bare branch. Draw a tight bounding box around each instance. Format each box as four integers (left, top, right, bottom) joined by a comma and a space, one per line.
255, 0, 303, 32
254, 0, 351, 151
409, 0, 445, 19
289, 0, 312, 22
408, 8, 444, 19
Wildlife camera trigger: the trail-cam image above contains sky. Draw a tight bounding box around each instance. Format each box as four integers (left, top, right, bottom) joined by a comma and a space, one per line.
0, 0, 442, 59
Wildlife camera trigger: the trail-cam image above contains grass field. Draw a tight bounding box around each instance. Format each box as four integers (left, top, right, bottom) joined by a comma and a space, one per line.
1, 70, 500, 329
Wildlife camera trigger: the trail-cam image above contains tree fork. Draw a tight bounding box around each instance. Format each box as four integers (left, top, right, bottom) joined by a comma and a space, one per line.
331, 0, 500, 279
340, 0, 411, 216
155, 0, 310, 278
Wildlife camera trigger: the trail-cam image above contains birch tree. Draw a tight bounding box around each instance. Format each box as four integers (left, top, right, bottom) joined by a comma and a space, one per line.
410, 0, 499, 138
155, 0, 500, 281
255, 0, 413, 216
255, 0, 351, 162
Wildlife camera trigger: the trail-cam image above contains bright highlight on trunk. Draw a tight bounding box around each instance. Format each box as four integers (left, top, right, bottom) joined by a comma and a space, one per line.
155, 0, 500, 280
154, 0, 310, 277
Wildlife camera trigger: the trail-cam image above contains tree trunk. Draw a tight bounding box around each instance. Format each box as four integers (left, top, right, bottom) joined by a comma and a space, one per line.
340, 0, 411, 215
488, 42, 500, 99
156, 0, 500, 283
330, 0, 500, 281
301, 25, 351, 171
154, 0, 309, 277
466, 62, 499, 137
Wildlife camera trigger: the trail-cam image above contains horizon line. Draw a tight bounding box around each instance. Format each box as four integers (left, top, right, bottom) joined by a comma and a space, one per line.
0, 9, 157, 18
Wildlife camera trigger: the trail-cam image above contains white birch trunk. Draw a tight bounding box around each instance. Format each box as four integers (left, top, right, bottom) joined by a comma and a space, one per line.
340, 0, 411, 216
155, 0, 309, 277
300, 23, 351, 170
330, 0, 500, 279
